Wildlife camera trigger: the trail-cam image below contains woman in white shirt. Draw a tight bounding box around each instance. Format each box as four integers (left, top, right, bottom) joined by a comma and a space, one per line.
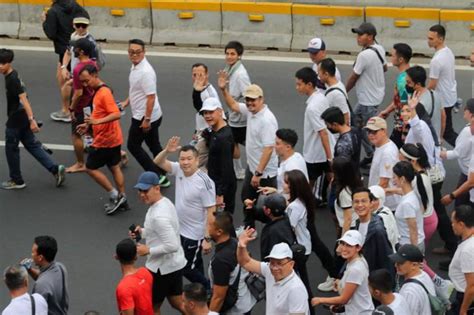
312, 230, 374, 314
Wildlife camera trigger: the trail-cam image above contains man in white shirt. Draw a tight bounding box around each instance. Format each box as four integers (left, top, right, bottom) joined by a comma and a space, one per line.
295, 67, 333, 190
449, 205, 474, 314
237, 234, 310, 315
427, 24, 458, 147
307, 37, 342, 88
389, 244, 436, 315
2, 265, 48, 315
121, 39, 170, 187
369, 269, 410, 315
365, 117, 400, 210
218, 74, 278, 229
346, 22, 387, 169
131, 171, 187, 314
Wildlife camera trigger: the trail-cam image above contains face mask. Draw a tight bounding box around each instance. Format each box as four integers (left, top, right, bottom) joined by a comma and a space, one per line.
327, 126, 338, 134
405, 85, 415, 95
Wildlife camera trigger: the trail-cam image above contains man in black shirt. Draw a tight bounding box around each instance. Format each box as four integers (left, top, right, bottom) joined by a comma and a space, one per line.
0, 49, 66, 189
201, 97, 237, 213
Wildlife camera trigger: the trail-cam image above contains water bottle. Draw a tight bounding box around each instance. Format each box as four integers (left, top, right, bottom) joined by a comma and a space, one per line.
20, 258, 33, 270
83, 134, 93, 148
453, 98, 463, 113
116, 101, 125, 116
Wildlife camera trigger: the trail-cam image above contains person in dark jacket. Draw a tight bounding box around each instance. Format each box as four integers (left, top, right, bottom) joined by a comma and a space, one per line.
352, 187, 395, 278
42, 0, 89, 123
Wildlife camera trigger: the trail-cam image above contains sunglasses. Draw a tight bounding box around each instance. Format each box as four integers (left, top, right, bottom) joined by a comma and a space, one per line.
74, 23, 88, 29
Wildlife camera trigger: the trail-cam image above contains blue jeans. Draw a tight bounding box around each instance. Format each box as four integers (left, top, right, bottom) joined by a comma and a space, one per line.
352, 104, 379, 157
5, 126, 58, 183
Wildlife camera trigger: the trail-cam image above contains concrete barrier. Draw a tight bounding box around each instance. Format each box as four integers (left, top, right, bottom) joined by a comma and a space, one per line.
83, 0, 152, 43
151, 0, 221, 46
18, 0, 53, 39
0, 0, 20, 38
293, 0, 473, 10
366, 7, 440, 56
221, 2, 292, 50
440, 10, 474, 57
292, 4, 364, 53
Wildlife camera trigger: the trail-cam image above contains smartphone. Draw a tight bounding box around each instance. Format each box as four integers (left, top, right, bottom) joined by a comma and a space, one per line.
83, 107, 91, 117
129, 224, 141, 242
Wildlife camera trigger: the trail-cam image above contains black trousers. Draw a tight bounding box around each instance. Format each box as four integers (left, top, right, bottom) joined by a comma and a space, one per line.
443, 106, 458, 147
432, 181, 458, 253
127, 117, 165, 176
455, 173, 471, 207
448, 291, 474, 315
307, 221, 338, 278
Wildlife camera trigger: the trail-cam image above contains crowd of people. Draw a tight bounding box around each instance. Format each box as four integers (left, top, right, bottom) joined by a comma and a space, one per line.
2, 0, 474, 314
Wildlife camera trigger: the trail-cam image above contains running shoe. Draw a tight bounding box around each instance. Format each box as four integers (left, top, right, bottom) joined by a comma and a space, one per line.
159, 175, 171, 188
50, 111, 71, 123
55, 165, 66, 187
104, 194, 127, 215
1, 180, 26, 190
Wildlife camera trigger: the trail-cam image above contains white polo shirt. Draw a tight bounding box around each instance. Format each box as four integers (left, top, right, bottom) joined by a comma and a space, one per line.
170, 162, 216, 240
449, 235, 474, 292
2, 293, 48, 315
238, 103, 278, 177
260, 263, 309, 315
429, 46, 457, 107
129, 57, 162, 122
446, 126, 473, 175
303, 91, 334, 163
277, 152, 308, 192
228, 64, 251, 127
353, 44, 387, 106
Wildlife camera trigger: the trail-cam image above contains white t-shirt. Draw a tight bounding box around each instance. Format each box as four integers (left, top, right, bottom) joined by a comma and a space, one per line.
400, 271, 436, 315
468, 149, 474, 202
339, 258, 374, 314
128, 57, 162, 122
334, 187, 358, 229
170, 162, 216, 240
238, 104, 278, 177
429, 46, 457, 107
228, 64, 251, 127
260, 263, 309, 315
446, 125, 473, 175
449, 236, 474, 292
2, 293, 48, 315
277, 152, 308, 192
369, 140, 400, 210
386, 293, 411, 315
353, 44, 387, 106
418, 89, 442, 139
286, 198, 312, 255
325, 81, 351, 120
358, 221, 369, 242
395, 191, 425, 245
195, 84, 221, 131
303, 91, 334, 163
412, 173, 434, 218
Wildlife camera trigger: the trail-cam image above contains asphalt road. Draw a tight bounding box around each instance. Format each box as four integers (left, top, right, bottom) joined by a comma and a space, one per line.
0, 45, 472, 314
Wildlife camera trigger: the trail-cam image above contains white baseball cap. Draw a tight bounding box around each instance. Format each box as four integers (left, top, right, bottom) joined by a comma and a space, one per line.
199, 97, 222, 112
369, 185, 386, 206
265, 243, 293, 260
307, 37, 326, 53
338, 230, 364, 246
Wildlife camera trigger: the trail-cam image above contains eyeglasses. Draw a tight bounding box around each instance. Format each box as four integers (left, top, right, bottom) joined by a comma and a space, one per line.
269, 259, 292, 270
74, 23, 88, 29
128, 49, 144, 56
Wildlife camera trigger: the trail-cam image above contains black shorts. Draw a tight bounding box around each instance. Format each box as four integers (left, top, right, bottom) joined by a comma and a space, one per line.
231, 126, 246, 145
149, 268, 184, 305
86, 145, 121, 170
71, 112, 85, 134
306, 161, 330, 181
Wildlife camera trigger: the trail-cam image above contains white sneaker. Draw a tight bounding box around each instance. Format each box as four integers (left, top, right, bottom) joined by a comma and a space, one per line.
317, 276, 335, 292
235, 168, 245, 180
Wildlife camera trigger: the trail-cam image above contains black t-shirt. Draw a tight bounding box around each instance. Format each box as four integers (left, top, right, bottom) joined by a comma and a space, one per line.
210, 237, 238, 286
5, 70, 28, 128
334, 129, 361, 169
207, 125, 236, 196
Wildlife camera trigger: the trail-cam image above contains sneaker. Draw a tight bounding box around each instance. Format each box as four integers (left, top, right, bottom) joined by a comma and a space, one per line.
235, 169, 245, 180
50, 110, 71, 122
317, 276, 336, 292
120, 151, 129, 168
55, 165, 66, 187
434, 277, 455, 306
1, 180, 26, 190
104, 194, 127, 215
159, 175, 171, 188
360, 156, 373, 169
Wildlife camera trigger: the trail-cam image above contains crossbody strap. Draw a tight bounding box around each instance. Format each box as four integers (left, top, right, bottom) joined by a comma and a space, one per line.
404, 278, 431, 296
325, 87, 353, 113
29, 294, 36, 315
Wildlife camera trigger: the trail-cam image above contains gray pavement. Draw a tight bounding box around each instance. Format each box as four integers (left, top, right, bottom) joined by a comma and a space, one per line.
0, 46, 472, 314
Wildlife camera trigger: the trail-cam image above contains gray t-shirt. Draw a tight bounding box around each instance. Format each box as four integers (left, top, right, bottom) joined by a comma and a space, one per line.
418, 89, 442, 141
33, 262, 69, 315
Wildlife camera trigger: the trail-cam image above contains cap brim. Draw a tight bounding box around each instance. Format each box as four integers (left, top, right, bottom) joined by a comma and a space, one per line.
388, 253, 407, 263
199, 106, 220, 112
243, 94, 261, 99
134, 183, 153, 190
307, 48, 321, 54
265, 254, 292, 260
351, 28, 363, 34
363, 125, 382, 131
337, 237, 360, 247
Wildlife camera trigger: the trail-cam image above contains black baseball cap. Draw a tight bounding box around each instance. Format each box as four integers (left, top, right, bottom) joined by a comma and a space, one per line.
389, 244, 424, 263
352, 22, 377, 36
263, 193, 287, 216
75, 38, 94, 57
465, 98, 474, 114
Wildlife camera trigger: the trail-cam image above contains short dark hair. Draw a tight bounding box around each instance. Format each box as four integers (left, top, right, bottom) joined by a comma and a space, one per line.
34, 235, 58, 262
115, 239, 137, 265
276, 128, 298, 147
183, 282, 207, 304
192, 63, 208, 72
79, 64, 98, 76
319, 58, 336, 76
128, 38, 146, 49
0, 48, 14, 64
295, 67, 318, 88
351, 187, 375, 201
321, 106, 345, 125
406, 66, 426, 87
454, 205, 474, 228
429, 24, 446, 39
179, 145, 198, 158
368, 269, 393, 293
393, 43, 412, 63
225, 41, 244, 56
465, 98, 474, 114
75, 38, 94, 57
393, 161, 415, 182
213, 211, 234, 235
3, 265, 28, 291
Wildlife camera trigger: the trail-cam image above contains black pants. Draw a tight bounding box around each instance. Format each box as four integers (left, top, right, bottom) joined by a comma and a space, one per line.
307, 221, 338, 278
241, 167, 277, 228
443, 106, 458, 147
455, 173, 471, 207
432, 181, 458, 253
180, 235, 210, 291
222, 179, 237, 214
127, 117, 165, 176
449, 291, 474, 315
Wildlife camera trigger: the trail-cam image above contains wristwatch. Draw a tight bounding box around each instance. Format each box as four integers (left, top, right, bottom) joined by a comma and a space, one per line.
254, 170, 263, 177
449, 192, 456, 200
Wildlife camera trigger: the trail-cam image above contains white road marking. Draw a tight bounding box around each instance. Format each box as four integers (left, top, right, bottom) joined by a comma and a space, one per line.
0, 141, 74, 151
3, 45, 473, 71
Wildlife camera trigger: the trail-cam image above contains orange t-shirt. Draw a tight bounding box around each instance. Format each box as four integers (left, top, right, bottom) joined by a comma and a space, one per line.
91, 86, 123, 148
116, 267, 154, 315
